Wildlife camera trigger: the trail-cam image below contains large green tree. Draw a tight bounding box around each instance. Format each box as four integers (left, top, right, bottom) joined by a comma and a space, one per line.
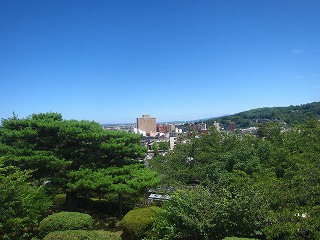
0, 113, 147, 207
68, 164, 160, 217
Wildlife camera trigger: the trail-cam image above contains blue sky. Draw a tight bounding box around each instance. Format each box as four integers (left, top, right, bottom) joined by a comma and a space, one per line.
1, 0, 319, 123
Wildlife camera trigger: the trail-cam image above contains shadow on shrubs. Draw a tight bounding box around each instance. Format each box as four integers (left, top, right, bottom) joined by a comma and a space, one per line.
77, 197, 133, 216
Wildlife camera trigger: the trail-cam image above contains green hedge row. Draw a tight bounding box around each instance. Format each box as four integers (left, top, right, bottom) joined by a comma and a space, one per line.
223, 237, 259, 240
43, 230, 120, 240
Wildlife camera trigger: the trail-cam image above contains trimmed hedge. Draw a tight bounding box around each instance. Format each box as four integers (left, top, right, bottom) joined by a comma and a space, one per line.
43, 230, 121, 240
121, 206, 162, 240
53, 194, 66, 206
223, 238, 259, 240
40, 212, 93, 236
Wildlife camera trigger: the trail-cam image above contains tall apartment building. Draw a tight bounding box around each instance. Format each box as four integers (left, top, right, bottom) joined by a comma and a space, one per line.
137, 114, 156, 136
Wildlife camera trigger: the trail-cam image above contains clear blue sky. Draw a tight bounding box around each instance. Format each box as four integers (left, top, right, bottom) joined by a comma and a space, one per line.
1, 0, 319, 123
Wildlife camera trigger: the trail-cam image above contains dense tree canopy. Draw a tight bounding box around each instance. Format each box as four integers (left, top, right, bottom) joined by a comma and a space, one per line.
68, 164, 160, 217
1, 112, 319, 239
205, 101, 320, 129
0, 162, 51, 239
150, 119, 320, 239
0, 113, 157, 218
0, 113, 147, 192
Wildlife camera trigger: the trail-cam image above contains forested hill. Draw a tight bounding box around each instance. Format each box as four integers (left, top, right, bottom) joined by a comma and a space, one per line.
205, 101, 320, 129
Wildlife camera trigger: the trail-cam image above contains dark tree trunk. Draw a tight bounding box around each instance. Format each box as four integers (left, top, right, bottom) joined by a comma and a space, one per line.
66, 191, 78, 210
118, 192, 123, 219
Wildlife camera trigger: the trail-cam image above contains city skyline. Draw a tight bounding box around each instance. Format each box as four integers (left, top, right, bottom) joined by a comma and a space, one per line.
1, 1, 319, 123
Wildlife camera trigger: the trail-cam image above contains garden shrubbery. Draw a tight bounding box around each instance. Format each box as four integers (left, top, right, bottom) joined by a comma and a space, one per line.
43, 230, 121, 240
40, 211, 93, 236
53, 194, 66, 207
121, 206, 162, 240
77, 197, 133, 215
223, 238, 259, 240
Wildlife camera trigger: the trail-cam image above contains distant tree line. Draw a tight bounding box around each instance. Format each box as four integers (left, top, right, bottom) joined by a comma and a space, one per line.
204, 101, 320, 129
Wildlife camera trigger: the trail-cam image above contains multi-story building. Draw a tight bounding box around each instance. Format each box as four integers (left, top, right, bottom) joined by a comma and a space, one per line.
167, 124, 176, 133
137, 114, 156, 136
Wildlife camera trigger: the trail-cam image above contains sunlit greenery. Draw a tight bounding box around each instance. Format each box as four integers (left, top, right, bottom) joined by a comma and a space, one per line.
205, 101, 320, 128
1, 110, 319, 239
150, 118, 320, 239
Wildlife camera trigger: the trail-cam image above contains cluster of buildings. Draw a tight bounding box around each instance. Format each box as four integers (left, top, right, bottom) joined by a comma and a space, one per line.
134, 114, 182, 137
103, 114, 259, 155
103, 114, 234, 153
134, 114, 184, 151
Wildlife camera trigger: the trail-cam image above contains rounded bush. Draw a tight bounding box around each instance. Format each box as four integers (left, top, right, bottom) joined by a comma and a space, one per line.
40, 211, 93, 236
43, 230, 121, 240
121, 206, 162, 240
53, 194, 66, 206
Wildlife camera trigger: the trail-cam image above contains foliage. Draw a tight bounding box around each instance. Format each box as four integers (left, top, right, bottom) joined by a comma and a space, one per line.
150, 119, 320, 239
0, 113, 146, 186
0, 163, 51, 239
76, 197, 133, 216
68, 164, 160, 217
205, 101, 320, 128
158, 141, 169, 151
0, 113, 70, 182
53, 194, 66, 207
151, 129, 264, 185
151, 183, 268, 240
43, 230, 121, 240
0, 113, 147, 210
263, 206, 320, 240
39, 211, 93, 236
152, 142, 159, 156
121, 206, 162, 240
223, 238, 259, 240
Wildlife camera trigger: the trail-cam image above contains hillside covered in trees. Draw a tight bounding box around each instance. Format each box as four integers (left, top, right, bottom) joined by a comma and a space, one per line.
205, 102, 320, 129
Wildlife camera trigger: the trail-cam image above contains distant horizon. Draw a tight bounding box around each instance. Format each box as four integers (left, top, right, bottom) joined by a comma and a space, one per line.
101, 100, 319, 124
3, 100, 318, 125
1, 1, 319, 123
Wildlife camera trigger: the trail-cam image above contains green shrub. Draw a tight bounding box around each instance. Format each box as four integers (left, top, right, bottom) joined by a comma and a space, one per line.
223, 238, 259, 240
53, 194, 66, 206
40, 212, 93, 236
43, 230, 121, 240
121, 206, 162, 240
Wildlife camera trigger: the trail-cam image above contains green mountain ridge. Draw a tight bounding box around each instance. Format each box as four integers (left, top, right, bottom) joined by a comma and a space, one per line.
204, 101, 320, 129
